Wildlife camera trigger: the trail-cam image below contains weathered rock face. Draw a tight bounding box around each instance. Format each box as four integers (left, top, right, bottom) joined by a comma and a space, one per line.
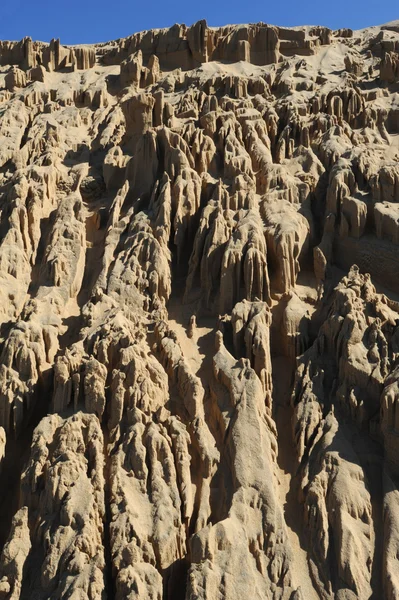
0, 16, 399, 600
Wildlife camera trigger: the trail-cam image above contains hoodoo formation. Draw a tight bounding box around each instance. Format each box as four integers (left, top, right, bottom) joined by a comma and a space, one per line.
0, 17, 398, 599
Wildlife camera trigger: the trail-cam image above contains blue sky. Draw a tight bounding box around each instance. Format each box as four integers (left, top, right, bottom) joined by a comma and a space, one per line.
0, 0, 397, 44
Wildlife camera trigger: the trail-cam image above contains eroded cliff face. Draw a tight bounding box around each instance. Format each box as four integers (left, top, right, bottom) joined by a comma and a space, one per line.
0, 17, 398, 600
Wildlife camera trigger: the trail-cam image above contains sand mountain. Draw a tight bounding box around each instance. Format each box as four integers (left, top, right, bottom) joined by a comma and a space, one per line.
0, 18, 398, 599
